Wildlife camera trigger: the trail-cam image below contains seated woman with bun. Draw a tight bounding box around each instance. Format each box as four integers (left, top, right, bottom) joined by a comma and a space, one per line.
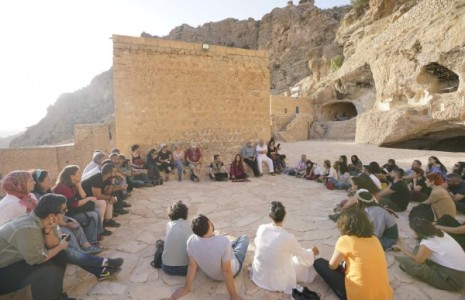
251, 201, 319, 294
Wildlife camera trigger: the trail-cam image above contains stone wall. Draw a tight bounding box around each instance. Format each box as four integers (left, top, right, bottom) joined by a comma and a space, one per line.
112, 35, 270, 161
270, 96, 313, 141
0, 123, 114, 182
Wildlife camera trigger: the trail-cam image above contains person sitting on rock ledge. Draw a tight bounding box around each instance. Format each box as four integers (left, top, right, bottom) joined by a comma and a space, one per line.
157, 143, 173, 182
185, 144, 202, 182
171, 214, 249, 300
256, 139, 275, 176
241, 140, 261, 177
209, 155, 229, 181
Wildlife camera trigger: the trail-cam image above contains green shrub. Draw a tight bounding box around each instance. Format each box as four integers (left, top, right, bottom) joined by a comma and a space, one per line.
330, 55, 344, 72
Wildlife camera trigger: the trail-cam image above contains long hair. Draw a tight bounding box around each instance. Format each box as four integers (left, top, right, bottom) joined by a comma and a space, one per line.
352, 174, 380, 194
55, 165, 80, 187
429, 156, 447, 173
233, 154, 244, 168
410, 218, 444, 241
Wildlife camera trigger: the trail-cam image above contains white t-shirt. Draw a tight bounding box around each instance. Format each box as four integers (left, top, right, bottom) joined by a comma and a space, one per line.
421, 233, 465, 271
0, 194, 38, 226
252, 224, 315, 294
369, 174, 382, 189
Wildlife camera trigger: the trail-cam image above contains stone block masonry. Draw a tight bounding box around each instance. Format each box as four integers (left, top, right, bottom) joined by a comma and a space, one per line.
112, 35, 271, 161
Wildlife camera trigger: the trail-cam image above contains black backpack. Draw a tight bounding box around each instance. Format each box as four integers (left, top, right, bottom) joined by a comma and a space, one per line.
150, 239, 164, 269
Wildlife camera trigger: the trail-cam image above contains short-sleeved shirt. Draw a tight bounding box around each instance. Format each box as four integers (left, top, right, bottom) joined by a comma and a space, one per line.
186, 234, 239, 281
389, 181, 410, 211
162, 219, 192, 267
186, 149, 202, 163
336, 235, 393, 300
81, 173, 104, 197
414, 176, 431, 195
157, 151, 171, 162
421, 233, 465, 272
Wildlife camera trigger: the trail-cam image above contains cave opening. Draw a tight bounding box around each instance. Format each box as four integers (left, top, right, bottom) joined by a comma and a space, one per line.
319, 102, 357, 121
381, 129, 465, 152
417, 62, 459, 94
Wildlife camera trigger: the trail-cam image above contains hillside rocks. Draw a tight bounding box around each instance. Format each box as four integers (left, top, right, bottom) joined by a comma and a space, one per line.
145, 2, 350, 94
10, 70, 114, 148
294, 0, 465, 150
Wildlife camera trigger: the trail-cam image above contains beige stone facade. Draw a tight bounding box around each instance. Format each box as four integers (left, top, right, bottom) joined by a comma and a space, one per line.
270, 96, 313, 141
112, 35, 270, 161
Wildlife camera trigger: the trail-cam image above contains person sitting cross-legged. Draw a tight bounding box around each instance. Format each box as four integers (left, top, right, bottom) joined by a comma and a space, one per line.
171, 215, 249, 300
209, 155, 229, 181
230, 154, 249, 182
251, 201, 318, 294
314, 209, 393, 300
378, 168, 410, 212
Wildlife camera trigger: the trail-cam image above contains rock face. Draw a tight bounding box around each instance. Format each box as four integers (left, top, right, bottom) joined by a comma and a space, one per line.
294, 0, 465, 150
12, 3, 349, 147
10, 70, 114, 148
144, 2, 350, 94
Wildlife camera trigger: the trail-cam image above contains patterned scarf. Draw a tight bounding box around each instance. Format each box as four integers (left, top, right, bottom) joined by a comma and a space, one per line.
2, 171, 37, 213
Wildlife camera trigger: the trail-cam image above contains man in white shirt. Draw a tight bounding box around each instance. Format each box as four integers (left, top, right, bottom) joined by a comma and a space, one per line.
256, 139, 275, 176
171, 215, 249, 300
363, 165, 382, 189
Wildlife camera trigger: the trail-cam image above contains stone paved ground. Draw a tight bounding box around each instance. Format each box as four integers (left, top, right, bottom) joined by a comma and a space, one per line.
4, 140, 465, 300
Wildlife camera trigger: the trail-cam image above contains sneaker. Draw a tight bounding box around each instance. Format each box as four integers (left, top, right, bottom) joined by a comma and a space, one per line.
82, 245, 103, 255
104, 257, 124, 269
114, 208, 129, 215
101, 229, 113, 236
329, 213, 340, 222
97, 267, 121, 281
104, 219, 121, 228
122, 202, 132, 208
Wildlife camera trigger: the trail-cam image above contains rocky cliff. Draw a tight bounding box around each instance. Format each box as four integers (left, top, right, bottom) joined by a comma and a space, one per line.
9, 70, 114, 148
294, 0, 465, 151
11, 1, 349, 147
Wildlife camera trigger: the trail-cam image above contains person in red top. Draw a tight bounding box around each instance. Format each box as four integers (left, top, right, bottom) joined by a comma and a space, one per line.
230, 154, 249, 182
53, 165, 108, 243
186, 144, 202, 182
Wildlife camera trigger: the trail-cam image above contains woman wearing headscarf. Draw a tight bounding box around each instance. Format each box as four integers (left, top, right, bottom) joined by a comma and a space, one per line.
0, 171, 38, 225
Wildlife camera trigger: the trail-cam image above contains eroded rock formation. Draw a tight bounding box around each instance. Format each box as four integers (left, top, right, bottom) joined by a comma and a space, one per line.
293, 0, 465, 151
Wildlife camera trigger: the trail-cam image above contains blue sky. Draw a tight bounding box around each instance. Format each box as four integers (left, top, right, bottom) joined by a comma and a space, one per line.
0, 0, 350, 137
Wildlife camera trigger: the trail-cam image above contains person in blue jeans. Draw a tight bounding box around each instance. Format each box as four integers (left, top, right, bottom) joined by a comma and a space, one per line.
171, 214, 249, 300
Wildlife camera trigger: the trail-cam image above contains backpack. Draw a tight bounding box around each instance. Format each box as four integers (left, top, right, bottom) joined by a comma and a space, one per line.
150, 239, 164, 269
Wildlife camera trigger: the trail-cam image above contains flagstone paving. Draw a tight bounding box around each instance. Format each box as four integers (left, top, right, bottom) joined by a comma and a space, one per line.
4, 140, 465, 300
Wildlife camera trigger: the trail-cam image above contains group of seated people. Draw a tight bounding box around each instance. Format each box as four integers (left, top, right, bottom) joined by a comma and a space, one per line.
0, 148, 138, 299
125, 138, 287, 184
2, 141, 465, 299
